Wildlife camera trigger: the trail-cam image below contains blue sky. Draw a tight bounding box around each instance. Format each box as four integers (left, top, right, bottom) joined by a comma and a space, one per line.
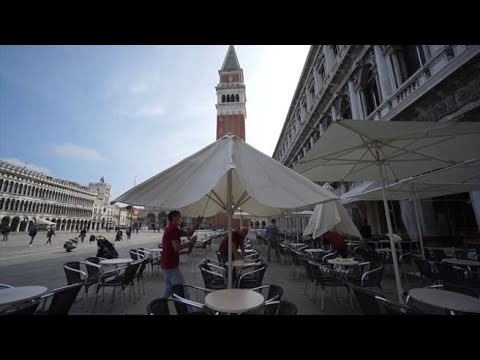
0, 45, 310, 199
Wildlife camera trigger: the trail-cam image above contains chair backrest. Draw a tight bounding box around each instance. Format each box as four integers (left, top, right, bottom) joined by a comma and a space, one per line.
263, 300, 297, 315
351, 286, 383, 315
122, 261, 142, 287
147, 298, 172, 315
199, 263, 227, 289
277, 300, 297, 315
39, 283, 82, 315
64, 262, 83, 284
1, 300, 41, 315
375, 296, 422, 315
414, 258, 435, 279
434, 262, 464, 282
237, 265, 268, 289
432, 249, 447, 261
85, 257, 101, 278
129, 249, 139, 260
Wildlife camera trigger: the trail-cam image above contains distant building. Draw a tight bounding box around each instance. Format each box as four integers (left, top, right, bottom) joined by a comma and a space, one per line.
0, 160, 95, 232
89, 179, 115, 231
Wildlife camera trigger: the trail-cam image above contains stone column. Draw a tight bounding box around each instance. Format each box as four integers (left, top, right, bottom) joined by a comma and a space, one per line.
324, 46, 333, 74
373, 45, 393, 100
331, 105, 339, 121
359, 89, 368, 118
390, 51, 404, 87
348, 79, 361, 119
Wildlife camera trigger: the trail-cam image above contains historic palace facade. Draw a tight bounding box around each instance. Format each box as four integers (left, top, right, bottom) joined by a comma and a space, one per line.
273, 45, 480, 238
0, 160, 96, 232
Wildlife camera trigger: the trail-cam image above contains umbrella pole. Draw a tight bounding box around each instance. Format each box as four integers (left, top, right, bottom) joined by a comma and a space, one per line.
377, 161, 404, 304
227, 169, 233, 289
410, 185, 426, 260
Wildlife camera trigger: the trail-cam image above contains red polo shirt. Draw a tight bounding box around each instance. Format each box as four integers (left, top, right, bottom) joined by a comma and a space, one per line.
218, 231, 244, 257
322, 231, 347, 252
161, 223, 183, 270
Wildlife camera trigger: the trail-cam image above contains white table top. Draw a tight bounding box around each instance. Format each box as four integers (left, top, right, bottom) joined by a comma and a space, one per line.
328, 258, 359, 266
289, 243, 305, 247
0, 286, 48, 306
408, 288, 480, 313
204, 289, 264, 314
442, 258, 480, 267
100, 258, 133, 266
229, 260, 257, 267
145, 248, 163, 252
304, 249, 325, 253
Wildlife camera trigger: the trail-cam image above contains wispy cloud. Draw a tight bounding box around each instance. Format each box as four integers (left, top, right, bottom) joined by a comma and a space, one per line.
0, 157, 51, 175
130, 83, 149, 94
136, 106, 166, 117
113, 105, 167, 119
51, 143, 105, 162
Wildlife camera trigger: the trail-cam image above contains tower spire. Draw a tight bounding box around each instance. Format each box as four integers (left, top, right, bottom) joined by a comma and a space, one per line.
221, 45, 241, 71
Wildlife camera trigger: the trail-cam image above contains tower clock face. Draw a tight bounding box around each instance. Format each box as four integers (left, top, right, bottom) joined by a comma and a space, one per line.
228, 75, 233, 82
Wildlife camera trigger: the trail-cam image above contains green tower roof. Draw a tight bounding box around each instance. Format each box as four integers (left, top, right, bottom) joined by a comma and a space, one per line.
221, 45, 241, 71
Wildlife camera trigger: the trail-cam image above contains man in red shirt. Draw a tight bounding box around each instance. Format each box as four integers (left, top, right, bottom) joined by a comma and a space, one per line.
218, 227, 248, 263
160, 210, 203, 299
322, 230, 348, 258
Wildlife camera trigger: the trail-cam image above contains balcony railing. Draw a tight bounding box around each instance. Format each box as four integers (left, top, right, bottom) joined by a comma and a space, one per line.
366, 66, 431, 121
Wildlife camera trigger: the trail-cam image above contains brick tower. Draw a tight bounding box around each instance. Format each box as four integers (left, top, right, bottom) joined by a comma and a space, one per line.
216, 45, 246, 140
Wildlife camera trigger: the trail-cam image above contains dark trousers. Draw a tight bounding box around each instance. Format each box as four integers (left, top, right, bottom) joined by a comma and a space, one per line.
29, 235, 36, 245
46, 236, 53, 244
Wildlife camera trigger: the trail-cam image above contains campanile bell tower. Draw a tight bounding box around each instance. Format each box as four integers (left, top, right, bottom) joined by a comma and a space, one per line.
215, 45, 246, 140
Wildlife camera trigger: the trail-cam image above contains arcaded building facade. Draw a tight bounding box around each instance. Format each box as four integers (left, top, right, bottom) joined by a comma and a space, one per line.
273, 45, 480, 238
0, 160, 96, 232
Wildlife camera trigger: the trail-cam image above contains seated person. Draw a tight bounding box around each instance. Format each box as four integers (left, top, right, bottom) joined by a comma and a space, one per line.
321, 230, 348, 258
218, 227, 248, 263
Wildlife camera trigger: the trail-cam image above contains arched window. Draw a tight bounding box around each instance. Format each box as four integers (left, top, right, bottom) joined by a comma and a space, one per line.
222, 95, 226, 103
226, 95, 231, 103
235, 94, 239, 102
0, 198, 4, 210
359, 68, 381, 117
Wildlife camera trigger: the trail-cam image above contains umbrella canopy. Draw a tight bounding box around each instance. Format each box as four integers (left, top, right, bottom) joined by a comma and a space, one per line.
35, 218, 56, 226
344, 159, 480, 202
340, 181, 381, 205
295, 120, 480, 303
114, 134, 338, 287
303, 200, 361, 240
115, 135, 337, 217
296, 120, 480, 182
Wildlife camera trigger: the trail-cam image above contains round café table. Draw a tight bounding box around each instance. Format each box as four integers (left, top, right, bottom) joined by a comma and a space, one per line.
100, 258, 133, 266
442, 258, 480, 267
408, 288, 480, 314
204, 288, 264, 314
0, 286, 48, 308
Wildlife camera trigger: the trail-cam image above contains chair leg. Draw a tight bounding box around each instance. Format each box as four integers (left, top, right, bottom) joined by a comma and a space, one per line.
321, 287, 325, 312
122, 290, 125, 314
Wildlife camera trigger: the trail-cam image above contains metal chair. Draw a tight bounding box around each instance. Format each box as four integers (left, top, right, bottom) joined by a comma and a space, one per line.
36, 283, 82, 315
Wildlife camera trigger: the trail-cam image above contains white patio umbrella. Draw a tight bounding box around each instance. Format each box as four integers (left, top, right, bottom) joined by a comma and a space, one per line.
295, 120, 480, 303
114, 134, 338, 288
303, 200, 361, 240
343, 159, 480, 259
35, 218, 56, 226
